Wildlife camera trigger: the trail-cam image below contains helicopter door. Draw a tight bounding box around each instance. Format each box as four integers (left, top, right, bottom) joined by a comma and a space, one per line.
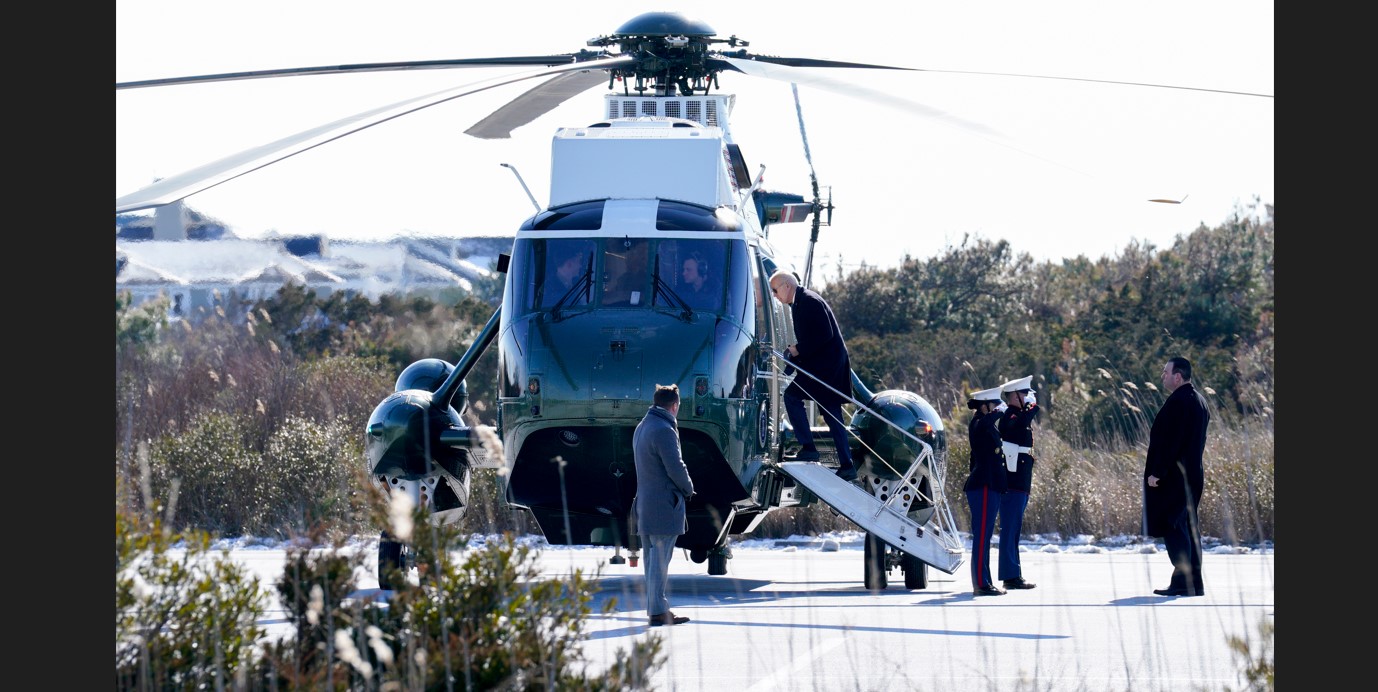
752, 253, 788, 454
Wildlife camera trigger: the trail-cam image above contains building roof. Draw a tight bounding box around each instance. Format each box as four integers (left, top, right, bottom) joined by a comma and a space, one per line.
115, 235, 509, 300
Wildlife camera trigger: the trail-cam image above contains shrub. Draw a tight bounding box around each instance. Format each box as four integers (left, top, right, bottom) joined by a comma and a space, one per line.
115, 507, 267, 690
118, 472, 664, 690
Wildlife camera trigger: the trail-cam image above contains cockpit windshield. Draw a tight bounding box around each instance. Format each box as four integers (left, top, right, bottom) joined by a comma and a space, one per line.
512, 236, 734, 317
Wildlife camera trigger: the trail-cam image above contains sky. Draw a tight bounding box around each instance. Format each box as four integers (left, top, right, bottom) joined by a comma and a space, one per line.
116, 1, 1273, 272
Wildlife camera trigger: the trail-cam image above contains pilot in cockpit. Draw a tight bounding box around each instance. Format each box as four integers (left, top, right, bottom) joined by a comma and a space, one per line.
555, 251, 584, 292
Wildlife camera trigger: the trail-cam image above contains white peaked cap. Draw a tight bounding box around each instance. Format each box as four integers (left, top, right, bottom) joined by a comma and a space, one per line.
1001, 375, 1034, 393
968, 385, 1004, 402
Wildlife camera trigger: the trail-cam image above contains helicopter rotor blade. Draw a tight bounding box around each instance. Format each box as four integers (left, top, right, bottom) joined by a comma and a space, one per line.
728, 54, 917, 71
716, 56, 1002, 139
721, 53, 1273, 99
115, 53, 605, 90
116, 56, 633, 213
464, 69, 610, 140
791, 82, 822, 290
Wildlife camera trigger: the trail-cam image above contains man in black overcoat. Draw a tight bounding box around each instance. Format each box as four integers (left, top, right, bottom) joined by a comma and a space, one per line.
768, 270, 858, 481
1144, 356, 1211, 597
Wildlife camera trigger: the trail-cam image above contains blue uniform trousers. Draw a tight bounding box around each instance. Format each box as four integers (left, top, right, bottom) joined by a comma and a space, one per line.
998, 490, 1029, 581
966, 487, 1002, 590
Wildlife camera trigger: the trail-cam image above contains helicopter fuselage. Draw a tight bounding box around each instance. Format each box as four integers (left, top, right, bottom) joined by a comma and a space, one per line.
494, 97, 794, 550
365, 92, 954, 575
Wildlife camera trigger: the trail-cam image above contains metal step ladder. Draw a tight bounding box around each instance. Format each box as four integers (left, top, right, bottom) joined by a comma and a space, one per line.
778, 460, 963, 573
770, 348, 965, 574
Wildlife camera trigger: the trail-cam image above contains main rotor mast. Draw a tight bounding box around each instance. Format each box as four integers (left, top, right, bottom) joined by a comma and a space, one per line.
584, 11, 747, 96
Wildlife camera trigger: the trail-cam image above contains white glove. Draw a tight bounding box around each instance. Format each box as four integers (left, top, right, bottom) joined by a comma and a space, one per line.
994, 402, 1008, 413
1024, 391, 1037, 406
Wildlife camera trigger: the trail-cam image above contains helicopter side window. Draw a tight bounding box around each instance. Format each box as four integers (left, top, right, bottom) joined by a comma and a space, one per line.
725, 240, 753, 327
602, 237, 651, 306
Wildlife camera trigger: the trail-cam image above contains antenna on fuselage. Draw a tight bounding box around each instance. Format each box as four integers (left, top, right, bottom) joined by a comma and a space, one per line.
501, 163, 542, 213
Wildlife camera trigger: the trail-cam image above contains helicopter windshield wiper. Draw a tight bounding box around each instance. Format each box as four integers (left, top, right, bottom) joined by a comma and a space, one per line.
652, 254, 694, 321
549, 257, 594, 321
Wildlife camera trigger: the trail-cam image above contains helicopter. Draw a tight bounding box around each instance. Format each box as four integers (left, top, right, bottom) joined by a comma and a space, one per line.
115, 10, 1269, 591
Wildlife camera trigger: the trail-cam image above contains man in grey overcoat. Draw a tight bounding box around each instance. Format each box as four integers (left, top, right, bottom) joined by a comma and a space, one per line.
633, 383, 696, 626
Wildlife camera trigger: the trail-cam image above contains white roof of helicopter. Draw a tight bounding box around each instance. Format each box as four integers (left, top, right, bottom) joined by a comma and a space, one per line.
548, 94, 742, 211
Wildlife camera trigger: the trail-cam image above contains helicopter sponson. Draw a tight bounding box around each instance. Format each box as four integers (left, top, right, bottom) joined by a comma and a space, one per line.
365, 358, 476, 526
846, 385, 948, 526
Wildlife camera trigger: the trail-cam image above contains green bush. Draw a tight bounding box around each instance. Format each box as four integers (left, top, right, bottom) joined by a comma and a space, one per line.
118, 477, 663, 691
263, 415, 370, 539
116, 508, 267, 690
146, 410, 279, 536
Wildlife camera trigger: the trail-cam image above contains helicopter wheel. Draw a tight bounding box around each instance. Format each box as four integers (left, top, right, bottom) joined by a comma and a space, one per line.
378, 531, 405, 590
689, 547, 709, 564
863, 532, 888, 590
900, 552, 929, 590
707, 548, 729, 575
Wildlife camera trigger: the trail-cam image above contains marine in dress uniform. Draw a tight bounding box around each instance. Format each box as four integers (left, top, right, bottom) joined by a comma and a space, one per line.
963, 385, 1008, 596
996, 375, 1039, 590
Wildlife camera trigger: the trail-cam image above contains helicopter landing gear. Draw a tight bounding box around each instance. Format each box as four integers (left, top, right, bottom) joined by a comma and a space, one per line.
377, 531, 409, 590
862, 532, 931, 590
707, 544, 732, 575
901, 552, 929, 589
863, 532, 888, 590
689, 547, 708, 564
609, 545, 639, 567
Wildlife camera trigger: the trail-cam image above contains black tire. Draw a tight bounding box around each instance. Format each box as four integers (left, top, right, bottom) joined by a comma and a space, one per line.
901, 552, 929, 589
378, 533, 404, 590
707, 549, 728, 575
863, 532, 888, 590
689, 548, 709, 564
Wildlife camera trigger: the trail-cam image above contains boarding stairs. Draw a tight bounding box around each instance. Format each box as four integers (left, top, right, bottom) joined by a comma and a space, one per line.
771, 350, 965, 574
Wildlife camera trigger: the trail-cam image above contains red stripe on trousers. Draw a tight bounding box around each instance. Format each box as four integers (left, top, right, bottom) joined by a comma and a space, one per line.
976, 487, 990, 587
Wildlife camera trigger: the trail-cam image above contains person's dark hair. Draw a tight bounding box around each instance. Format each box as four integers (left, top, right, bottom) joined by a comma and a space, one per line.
652, 383, 680, 408
1168, 356, 1193, 381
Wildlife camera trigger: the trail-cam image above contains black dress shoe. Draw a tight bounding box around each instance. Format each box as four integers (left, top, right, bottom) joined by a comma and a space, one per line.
648, 611, 691, 626
835, 465, 858, 482
1003, 578, 1036, 589
1153, 586, 1203, 597
974, 585, 1006, 596
790, 447, 821, 462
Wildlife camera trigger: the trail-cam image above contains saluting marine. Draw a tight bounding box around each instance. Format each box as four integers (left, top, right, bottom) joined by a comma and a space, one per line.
996, 375, 1039, 590
964, 385, 1008, 596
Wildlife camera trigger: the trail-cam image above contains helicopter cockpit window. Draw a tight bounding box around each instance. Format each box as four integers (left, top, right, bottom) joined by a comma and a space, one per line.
519, 200, 606, 231
511, 235, 740, 316
655, 200, 742, 233
512, 238, 598, 314
653, 239, 727, 312
601, 237, 651, 306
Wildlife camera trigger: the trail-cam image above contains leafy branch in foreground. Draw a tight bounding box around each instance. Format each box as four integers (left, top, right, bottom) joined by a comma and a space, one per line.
1224, 616, 1274, 692
251, 478, 664, 690
115, 504, 268, 690
118, 463, 664, 690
